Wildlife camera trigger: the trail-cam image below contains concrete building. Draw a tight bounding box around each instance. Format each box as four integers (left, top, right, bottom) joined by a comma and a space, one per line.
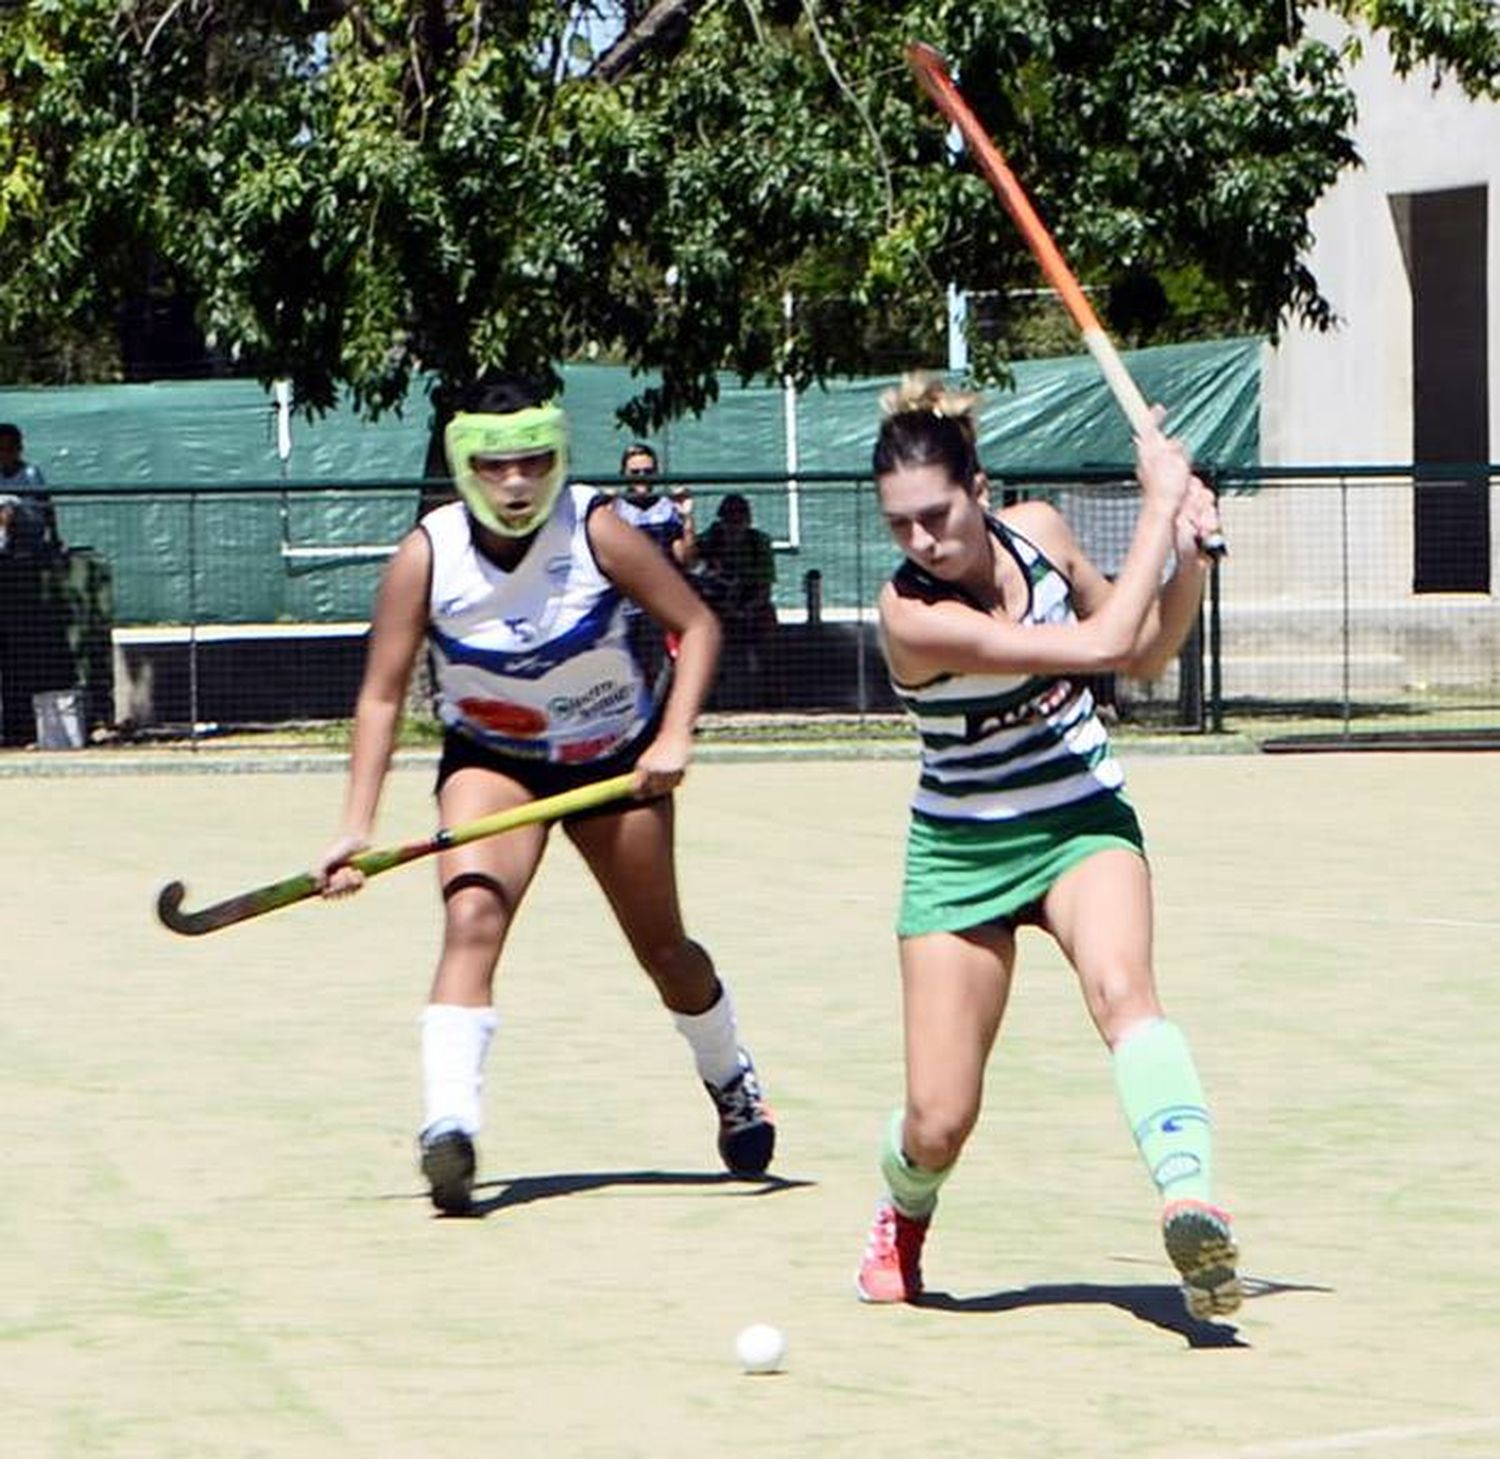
1236, 19, 1498, 701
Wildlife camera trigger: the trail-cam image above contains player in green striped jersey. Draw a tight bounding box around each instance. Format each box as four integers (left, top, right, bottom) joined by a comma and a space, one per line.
855, 374, 1241, 1322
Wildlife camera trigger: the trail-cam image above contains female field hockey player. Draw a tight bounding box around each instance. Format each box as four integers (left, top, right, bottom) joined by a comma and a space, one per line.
855, 374, 1240, 1320
316, 376, 775, 1213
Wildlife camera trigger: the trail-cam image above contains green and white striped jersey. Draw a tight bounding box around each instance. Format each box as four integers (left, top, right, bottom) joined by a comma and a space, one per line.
889, 516, 1124, 822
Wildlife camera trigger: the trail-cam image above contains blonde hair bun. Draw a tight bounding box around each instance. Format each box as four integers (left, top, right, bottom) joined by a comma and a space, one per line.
879, 371, 981, 425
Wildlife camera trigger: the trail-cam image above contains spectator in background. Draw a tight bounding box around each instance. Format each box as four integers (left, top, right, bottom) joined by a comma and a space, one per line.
0, 423, 60, 558
700, 493, 774, 619
699, 492, 778, 706
612, 442, 698, 678
612, 442, 698, 572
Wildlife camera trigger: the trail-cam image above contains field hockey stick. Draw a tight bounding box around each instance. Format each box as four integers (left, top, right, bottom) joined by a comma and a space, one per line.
156, 770, 641, 937
905, 41, 1227, 559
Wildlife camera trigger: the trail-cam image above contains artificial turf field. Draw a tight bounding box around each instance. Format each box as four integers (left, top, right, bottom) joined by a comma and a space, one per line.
3, 753, 1498, 1457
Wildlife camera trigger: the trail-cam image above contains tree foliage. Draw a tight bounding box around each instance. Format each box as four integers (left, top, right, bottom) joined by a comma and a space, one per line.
0, 0, 1495, 430
1332, 0, 1500, 96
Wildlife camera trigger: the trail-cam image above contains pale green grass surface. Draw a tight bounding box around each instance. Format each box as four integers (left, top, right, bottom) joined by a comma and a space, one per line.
3, 755, 1498, 1457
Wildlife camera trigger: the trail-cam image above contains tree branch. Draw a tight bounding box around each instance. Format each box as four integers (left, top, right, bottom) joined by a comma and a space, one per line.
142, 0, 192, 56
801, 0, 894, 226
589, 0, 714, 82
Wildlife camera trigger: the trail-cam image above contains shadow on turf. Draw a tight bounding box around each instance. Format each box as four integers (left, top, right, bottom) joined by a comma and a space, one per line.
918, 1274, 1332, 1350
461, 1168, 813, 1216
917, 1274, 1329, 1349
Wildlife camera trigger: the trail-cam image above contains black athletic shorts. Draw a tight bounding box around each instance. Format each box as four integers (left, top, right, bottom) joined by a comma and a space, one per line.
435, 718, 665, 822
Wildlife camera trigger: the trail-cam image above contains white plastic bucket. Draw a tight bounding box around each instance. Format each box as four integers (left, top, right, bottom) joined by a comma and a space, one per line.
33, 688, 85, 750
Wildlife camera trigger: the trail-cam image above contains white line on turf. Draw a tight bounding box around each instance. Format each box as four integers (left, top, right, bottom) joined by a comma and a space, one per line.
1162, 905, 1500, 933
1180, 1414, 1500, 1457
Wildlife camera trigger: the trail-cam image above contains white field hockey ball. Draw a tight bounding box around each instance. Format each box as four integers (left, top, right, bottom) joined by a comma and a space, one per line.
735, 1323, 786, 1374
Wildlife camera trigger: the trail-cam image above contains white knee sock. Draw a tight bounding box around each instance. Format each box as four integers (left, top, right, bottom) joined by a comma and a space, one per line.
421, 1003, 498, 1137
671, 984, 744, 1088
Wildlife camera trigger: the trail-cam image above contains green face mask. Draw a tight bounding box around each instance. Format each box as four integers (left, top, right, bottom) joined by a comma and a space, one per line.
443, 404, 569, 537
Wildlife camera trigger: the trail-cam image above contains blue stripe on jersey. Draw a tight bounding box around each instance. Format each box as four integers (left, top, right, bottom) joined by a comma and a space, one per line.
427, 588, 622, 680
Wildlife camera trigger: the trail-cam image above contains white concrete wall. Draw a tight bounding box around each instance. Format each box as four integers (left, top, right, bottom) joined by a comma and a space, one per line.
1237, 21, 1500, 699
1260, 21, 1500, 466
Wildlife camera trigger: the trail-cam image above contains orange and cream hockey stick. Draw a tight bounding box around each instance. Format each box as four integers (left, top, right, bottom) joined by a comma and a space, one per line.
905, 42, 1226, 557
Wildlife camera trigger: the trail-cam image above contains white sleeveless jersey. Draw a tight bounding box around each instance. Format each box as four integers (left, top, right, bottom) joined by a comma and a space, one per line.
612, 492, 683, 617
892, 517, 1123, 821
613, 492, 683, 555
423, 486, 663, 762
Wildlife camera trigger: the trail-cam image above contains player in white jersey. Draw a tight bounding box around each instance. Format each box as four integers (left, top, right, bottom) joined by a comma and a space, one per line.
855, 374, 1241, 1323
611, 441, 698, 680
613, 442, 698, 571
316, 376, 774, 1214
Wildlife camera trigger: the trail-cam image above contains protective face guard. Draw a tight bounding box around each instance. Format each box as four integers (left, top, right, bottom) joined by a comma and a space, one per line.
444, 404, 569, 537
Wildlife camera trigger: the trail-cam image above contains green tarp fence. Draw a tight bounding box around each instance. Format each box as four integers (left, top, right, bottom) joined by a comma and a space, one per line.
0, 337, 1259, 624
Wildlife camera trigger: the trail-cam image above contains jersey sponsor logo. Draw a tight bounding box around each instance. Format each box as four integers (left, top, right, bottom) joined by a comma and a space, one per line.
967, 678, 1076, 740
495, 652, 554, 676
457, 696, 548, 737
546, 680, 635, 722
556, 732, 626, 764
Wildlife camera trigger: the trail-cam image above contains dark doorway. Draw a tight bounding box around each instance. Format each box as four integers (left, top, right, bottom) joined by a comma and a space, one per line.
1391, 186, 1490, 593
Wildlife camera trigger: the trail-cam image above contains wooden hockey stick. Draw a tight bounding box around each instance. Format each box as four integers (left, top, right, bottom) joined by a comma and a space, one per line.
906, 41, 1226, 557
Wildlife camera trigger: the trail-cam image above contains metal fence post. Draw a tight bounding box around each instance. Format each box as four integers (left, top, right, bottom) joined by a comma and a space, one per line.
1340, 473, 1351, 736
187, 491, 200, 747
1208, 554, 1223, 734
855, 476, 869, 721
1177, 608, 1205, 731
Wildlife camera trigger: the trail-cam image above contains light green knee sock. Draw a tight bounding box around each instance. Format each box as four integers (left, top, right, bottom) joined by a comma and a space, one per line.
879, 1109, 952, 1219
1112, 1018, 1214, 1205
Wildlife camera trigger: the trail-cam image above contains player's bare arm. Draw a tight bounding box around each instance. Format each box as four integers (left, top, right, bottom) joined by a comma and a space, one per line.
588, 502, 720, 787
319, 528, 432, 891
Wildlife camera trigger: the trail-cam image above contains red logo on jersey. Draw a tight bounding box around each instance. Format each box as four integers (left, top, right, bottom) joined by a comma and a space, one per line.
458, 697, 548, 737
556, 733, 622, 764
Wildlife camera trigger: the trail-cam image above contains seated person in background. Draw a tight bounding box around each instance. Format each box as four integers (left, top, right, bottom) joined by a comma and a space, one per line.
700, 493, 774, 621
0, 423, 60, 557
699, 493, 778, 705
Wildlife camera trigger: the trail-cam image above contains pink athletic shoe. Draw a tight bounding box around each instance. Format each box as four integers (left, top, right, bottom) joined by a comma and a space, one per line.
856, 1199, 930, 1303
